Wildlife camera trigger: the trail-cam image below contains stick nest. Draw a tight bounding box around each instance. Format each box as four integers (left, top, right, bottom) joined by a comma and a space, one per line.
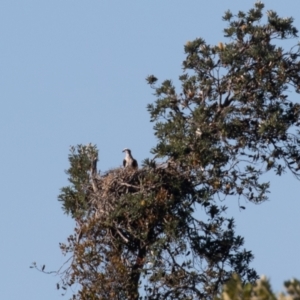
87, 164, 193, 224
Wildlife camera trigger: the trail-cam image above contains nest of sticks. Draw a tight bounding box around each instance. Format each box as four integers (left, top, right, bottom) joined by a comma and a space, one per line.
83, 162, 194, 230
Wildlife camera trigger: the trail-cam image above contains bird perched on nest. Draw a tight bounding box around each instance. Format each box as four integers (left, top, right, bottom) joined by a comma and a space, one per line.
122, 148, 138, 169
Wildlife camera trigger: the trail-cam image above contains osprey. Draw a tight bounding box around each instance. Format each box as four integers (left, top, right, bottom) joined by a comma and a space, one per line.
122, 148, 138, 169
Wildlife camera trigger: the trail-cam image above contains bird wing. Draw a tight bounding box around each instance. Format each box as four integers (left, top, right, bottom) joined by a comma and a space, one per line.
123, 159, 127, 167
132, 159, 138, 168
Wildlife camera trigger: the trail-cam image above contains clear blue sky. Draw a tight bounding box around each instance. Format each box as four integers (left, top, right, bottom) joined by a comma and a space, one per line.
1, 1, 300, 299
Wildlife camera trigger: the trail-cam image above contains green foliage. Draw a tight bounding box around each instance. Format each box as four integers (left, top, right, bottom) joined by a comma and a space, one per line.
216, 274, 300, 300
58, 144, 98, 218
147, 1, 300, 206
54, 144, 258, 299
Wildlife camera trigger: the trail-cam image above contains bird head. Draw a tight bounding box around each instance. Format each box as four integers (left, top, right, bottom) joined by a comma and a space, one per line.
122, 148, 131, 154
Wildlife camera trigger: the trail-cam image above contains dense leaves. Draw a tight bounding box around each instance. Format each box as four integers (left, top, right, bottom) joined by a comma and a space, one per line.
53, 145, 257, 300
147, 1, 300, 205
58, 144, 98, 218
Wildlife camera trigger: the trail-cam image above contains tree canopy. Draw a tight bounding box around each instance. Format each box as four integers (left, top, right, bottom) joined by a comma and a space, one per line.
147, 1, 300, 205
35, 2, 300, 299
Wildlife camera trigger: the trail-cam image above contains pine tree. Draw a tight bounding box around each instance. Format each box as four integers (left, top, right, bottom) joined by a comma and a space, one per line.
36, 2, 300, 299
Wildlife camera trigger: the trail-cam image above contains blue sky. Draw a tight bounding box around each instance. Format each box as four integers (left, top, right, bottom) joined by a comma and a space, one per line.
1, 1, 300, 299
